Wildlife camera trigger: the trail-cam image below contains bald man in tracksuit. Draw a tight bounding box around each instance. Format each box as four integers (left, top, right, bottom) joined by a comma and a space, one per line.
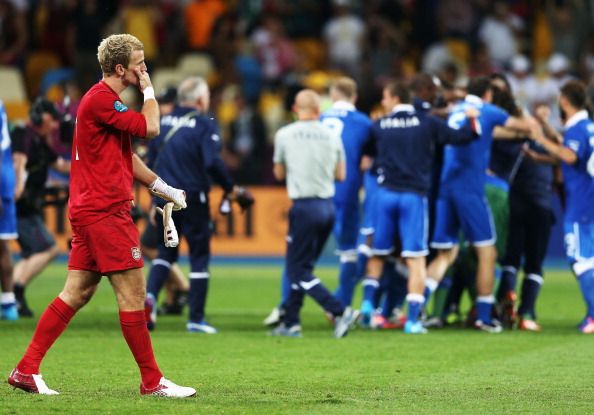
272, 89, 359, 338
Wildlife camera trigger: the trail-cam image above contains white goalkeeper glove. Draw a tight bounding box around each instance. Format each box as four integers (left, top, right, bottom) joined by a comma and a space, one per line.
156, 202, 179, 248
148, 177, 187, 210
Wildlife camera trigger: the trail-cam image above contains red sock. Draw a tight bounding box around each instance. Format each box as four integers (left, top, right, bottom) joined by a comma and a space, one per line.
119, 310, 162, 388
17, 297, 76, 374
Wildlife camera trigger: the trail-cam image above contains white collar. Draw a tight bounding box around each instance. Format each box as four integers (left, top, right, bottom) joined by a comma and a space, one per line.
391, 104, 415, 113
565, 110, 589, 129
465, 95, 483, 105
332, 101, 356, 111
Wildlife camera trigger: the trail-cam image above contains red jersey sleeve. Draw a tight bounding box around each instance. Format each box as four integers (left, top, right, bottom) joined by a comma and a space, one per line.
92, 90, 148, 138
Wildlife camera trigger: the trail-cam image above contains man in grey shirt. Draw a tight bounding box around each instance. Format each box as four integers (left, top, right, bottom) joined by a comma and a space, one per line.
272, 89, 358, 338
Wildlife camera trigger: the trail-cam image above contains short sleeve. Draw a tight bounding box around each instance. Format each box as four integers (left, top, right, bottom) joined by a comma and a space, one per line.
488, 104, 509, 127
565, 126, 589, 164
92, 91, 147, 137
335, 134, 346, 163
273, 129, 285, 164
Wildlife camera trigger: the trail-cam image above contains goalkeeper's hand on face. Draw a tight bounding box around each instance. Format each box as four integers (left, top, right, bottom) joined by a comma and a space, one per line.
148, 177, 187, 210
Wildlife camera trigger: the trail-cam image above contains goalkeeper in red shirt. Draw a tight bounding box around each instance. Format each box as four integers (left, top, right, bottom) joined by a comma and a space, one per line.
8, 34, 196, 398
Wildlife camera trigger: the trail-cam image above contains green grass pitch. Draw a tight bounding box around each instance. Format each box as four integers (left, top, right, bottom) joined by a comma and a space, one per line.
1, 262, 593, 414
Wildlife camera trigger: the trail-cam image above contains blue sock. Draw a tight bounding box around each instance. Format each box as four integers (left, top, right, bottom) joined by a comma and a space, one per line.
577, 269, 594, 317
362, 277, 379, 309
335, 260, 358, 307
146, 259, 172, 299
476, 295, 495, 324
406, 294, 425, 323
281, 268, 291, 305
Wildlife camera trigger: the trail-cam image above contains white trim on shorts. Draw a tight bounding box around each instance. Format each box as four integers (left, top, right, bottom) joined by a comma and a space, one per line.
371, 247, 395, 256
360, 227, 375, 236
0, 232, 18, 240
472, 238, 496, 247
430, 241, 457, 249
401, 249, 429, 258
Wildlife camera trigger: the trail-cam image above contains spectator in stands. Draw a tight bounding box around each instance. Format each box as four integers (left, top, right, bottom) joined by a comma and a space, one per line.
478, 0, 524, 69
225, 92, 268, 185
323, 0, 366, 80
546, 1, 590, 63
117, 0, 160, 68
535, 53, 574, 131
12, 98, 70, 317
35, 0, 75, 65
72, 0, 108, 90
506, 54, 539, 112
184, 0, 228, 51
0, 0, 27, 66
250, 15, 297, 87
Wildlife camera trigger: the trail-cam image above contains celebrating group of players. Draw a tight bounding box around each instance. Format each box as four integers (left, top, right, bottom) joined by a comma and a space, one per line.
268, 71, 594, 336
5, 30, 594, 399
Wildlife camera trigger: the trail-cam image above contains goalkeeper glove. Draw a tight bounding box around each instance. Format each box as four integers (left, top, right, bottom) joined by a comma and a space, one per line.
156, 202, 179, 248
149, 177, 187, 210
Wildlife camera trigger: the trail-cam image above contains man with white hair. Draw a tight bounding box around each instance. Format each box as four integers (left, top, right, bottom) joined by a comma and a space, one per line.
144, 76, 246, 335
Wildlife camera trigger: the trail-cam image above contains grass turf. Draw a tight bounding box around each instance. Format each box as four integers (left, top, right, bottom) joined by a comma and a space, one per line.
1, 262, 593, 414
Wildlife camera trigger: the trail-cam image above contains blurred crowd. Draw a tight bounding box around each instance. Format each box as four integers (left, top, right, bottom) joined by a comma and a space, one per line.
1, 0, 594, 185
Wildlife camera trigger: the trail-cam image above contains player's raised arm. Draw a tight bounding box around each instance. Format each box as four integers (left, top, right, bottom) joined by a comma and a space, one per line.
134, 67, 160, 138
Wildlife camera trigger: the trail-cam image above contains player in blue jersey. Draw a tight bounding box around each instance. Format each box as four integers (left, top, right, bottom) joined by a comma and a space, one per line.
320, 77, 372, 307
529, 80, 594, 333
0, 99, 18, 320
359, 81, 479, 334
426, 76, 533, 333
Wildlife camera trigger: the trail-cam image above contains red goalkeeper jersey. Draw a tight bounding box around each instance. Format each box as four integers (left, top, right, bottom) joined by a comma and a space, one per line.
68, 81, 147, 226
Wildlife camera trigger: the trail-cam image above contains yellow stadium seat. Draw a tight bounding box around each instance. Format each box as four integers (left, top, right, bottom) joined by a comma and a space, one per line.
152, 67, 184, 94
25, 51, 61, 98
177, 53, 214, 79
293, 38, 325, 71
4, 100, 30, 123
0, 66, 27, 102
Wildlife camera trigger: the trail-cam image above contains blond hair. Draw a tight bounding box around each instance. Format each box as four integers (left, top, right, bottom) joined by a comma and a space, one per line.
330, 77, 357, 100
97, 34, 144, 75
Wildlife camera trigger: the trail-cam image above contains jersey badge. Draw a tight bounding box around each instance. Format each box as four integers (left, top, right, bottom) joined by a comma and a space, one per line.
114, 100, 129, 113
131, 247, 142, 261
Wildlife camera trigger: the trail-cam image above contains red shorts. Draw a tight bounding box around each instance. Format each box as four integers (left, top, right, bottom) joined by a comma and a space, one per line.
68, 208, 144, 274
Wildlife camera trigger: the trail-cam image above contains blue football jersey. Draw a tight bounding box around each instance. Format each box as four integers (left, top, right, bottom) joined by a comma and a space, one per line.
562, 110, 594, 222
0, 100, 15, 200
369, 104, 476, 195
321, 102, 372, 205
440, 95, 509, 194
